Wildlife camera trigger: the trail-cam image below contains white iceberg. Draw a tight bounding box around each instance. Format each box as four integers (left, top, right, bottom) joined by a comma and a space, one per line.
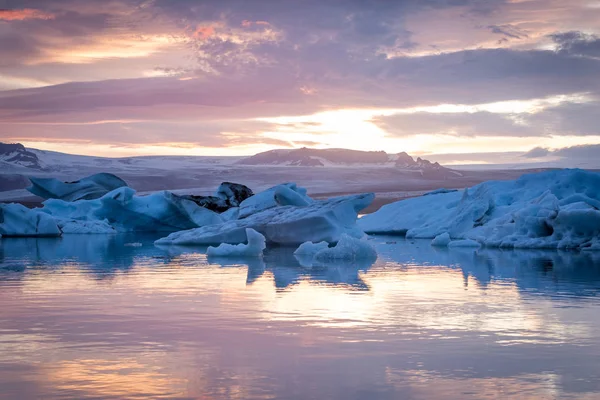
207, 228, 266, 257
360, 169, 600, 250
294, 241, 330, 256
0, 203, 61, 237
238, 183, 312, 219
43, 187, 223, 232
156, 193, 374, 246
313, 234, 377, 262
28, 173, 128, 201
293, 241, 330, 267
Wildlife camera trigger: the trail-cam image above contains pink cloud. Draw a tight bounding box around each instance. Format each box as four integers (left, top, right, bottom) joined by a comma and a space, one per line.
193, 25, 216, 39
0, 8, 55, 21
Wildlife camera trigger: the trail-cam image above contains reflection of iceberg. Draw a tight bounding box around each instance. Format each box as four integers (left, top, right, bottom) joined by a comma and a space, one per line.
0, 234, 171, 278
373, 236, 600, 297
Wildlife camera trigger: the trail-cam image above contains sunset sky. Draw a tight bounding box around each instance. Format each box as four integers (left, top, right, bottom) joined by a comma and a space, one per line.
1, 0, 600, 160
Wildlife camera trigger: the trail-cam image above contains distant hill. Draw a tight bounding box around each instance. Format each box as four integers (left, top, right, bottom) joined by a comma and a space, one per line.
237, 147, 447, 170
0, 143, 43, 169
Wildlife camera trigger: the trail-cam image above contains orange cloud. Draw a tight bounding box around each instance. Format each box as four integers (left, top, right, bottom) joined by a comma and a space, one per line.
0, 8, 55, 21
193, 25, 216, 39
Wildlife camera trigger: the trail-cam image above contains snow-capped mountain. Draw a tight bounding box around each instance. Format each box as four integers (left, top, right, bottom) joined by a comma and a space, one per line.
0, 143, 44, 169
238, 147, 447, 170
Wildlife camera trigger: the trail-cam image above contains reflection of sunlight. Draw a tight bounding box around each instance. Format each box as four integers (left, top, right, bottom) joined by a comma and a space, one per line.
46, 358, 187, 398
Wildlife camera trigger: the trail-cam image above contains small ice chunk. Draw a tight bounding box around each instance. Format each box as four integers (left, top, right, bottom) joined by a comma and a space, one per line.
124, 242, 143, 247
207, 228, 266, 257
313, 234, 377, 262
431, 232, 451, 247
294, 241, 330, 256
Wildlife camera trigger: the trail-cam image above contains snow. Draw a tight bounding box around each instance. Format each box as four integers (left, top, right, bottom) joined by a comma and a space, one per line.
155, 192, 374, 246
313, 234, 377, 262
0, 203, 61, 237
238, 183, 312, 219
42, 187, 223, 232
27, 173, 128, 201
207, 228, 266, 257
360, 169, 600, 251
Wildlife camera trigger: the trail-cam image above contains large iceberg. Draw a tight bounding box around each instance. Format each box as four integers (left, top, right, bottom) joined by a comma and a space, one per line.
27, 173, 128, 201
359, 169, 600, 250
43, 187, 223, 232
207, 228, 266, 257
0, 203, 61, 237
155, 192, 374, 246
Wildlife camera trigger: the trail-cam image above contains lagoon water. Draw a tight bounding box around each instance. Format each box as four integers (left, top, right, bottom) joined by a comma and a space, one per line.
1, 234, 600, 399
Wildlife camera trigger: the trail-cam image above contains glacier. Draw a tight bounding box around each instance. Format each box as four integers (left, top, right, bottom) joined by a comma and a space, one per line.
206, 228, 266, 257
155, 192, 374, 246
27, 173, 128, 201
359, 169, 600, 251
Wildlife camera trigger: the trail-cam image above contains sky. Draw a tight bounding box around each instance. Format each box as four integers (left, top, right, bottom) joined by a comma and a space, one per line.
0, 0, 599, 163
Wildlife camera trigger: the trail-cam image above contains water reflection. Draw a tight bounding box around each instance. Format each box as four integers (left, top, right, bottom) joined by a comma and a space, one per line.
1, 235, 600, 399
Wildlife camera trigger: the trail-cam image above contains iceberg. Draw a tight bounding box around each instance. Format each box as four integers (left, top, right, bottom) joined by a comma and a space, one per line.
293, 241, 330, 256
313, 234, 378, 262
238, 183, 312, 219
0, 203, 61, 237
431, 232, 451, 247
293, 241, 330, 267
179, 182, 253, 213
43, 187, 223, 232
360, 169, 600, 250
155, 193, 374, 246
206, 228, 266, 257
27, 173, 128, 201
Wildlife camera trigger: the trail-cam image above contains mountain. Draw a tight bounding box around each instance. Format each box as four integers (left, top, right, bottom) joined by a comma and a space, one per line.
237, 147, 447, 170
0, 143, 43, 169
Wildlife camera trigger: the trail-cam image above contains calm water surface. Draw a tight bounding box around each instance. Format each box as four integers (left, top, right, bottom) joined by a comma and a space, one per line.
1, 234, 600, 399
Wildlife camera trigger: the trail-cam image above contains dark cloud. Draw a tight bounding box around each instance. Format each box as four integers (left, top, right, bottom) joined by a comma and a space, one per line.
522, 147, 550, 158
554, 143, 600, 159
551, 31, 600, 59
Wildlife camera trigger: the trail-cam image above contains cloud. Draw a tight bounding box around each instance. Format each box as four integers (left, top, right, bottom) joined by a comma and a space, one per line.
0, 0, 599, 155
551, 31, 600, 59
554, 143, 600, 159
522, 147, 550, 158
0, 8, 54, 21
